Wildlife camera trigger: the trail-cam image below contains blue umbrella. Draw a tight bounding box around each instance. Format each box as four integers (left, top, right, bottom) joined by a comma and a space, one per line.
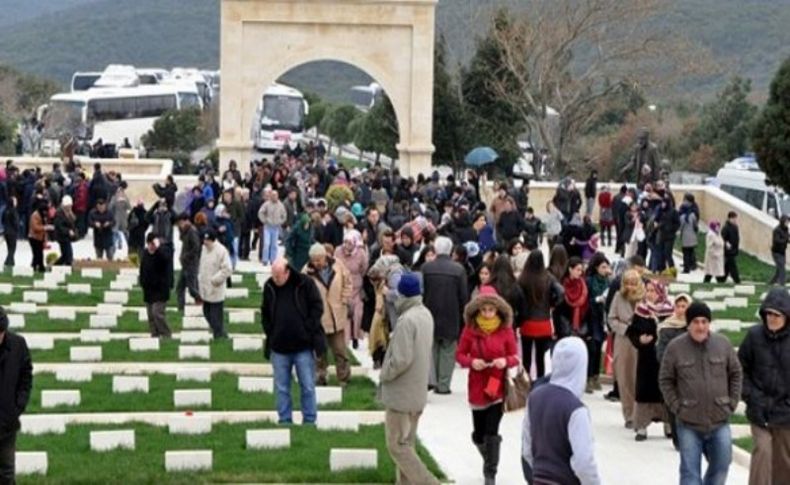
465, 147, 499, 167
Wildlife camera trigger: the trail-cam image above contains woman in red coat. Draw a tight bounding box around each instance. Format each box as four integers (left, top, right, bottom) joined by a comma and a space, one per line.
456, 286, 519, 485
598, 185, 614, 246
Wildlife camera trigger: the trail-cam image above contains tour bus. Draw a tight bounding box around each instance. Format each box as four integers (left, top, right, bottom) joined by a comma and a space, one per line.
716, 156, 790, 219
93, 64, 141, 89
71, 72, 102, 92
252, 83, 309, 151
41, 85, 183, 154
169, 68, 213, 107
350, 83, 382, 112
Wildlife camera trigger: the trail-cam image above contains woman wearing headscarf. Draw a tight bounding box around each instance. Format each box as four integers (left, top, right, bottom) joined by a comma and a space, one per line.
703, 220, 725, 283
555, 257, 588, 340
608, 269, 645, 428
627, 279, 674, 441
285, 212, 314, 272
456, 286, 519, 485
656, 293, 691, 448
334, 229, 369, 348
585, 252, 612, 393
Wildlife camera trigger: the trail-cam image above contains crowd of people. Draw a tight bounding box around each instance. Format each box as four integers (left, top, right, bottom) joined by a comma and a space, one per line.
0, 146, 789, 484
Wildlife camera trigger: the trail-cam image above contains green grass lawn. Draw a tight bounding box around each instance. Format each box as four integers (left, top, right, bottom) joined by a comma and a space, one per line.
680, 233, 777, 283
16, 421, 444, 484
18, 310, 260, 334
734, 436, 753, 453
27, 373, 380, 413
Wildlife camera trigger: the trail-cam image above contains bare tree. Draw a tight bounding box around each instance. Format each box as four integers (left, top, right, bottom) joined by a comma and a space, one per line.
485, 0, 714, 173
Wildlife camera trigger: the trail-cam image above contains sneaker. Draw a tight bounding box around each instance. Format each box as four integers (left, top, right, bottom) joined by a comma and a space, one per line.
434, 389, 452, 395
605, 391, 620, 402
635, 430, 647, 441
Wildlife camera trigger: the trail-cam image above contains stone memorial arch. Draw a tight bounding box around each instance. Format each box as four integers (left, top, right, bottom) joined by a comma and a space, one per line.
218, 0, 437, 176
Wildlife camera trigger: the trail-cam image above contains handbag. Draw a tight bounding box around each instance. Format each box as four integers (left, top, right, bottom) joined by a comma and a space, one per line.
503, 363, 531, 412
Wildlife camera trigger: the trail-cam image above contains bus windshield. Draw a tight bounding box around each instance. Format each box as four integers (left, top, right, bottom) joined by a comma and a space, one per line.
72, 74, 100, 91
179, 92, 202, 109
261, 95, 304, 132
43, 100, 87, 139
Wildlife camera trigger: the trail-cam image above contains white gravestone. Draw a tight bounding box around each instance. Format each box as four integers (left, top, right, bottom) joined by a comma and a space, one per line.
41, 390, 81, 408
232, 337, 263, 352
129, 338, 160, 352
89, 314, 117, 329
165, 450, 212, 472
168, 415, 212, 434
49, 308, 77, 321
317, 412, 359, 432
15, 452, 48, 475
70, 346, 102, 362
90, 430, 135, 452
80, 329, 111, 343
246, 429, 290, 449
179, 345, 210, 360
104, 291, 129, 304
56, 368, 93, 383
329, 449, 377, 472
174, 389, 212, 407
20, 416, 66, 435
67, 283, 91, 295
112, 376, 149, 394
176, 368, 212, 383
238, 377, 273, 393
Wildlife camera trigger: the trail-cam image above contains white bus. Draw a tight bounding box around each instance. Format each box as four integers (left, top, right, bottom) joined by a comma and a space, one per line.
252, 84, 309, 151
350, 82, 382, 112
716, 156, 790, 219
71, 72, 102, 92
41, 85, 184, 154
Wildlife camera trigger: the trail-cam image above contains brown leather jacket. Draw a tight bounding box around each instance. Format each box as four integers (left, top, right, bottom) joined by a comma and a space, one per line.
28, 211, 46, 242
659, 332, 742, 433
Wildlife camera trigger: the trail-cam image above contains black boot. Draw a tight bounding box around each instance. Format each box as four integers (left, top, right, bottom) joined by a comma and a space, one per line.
483, 435, 501, 485
471, 433, 485, 458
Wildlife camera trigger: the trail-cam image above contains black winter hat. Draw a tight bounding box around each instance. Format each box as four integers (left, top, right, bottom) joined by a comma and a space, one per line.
685, 301, 712, 325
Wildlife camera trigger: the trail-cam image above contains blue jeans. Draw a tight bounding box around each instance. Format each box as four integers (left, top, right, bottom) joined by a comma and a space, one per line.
676, 420, 731, 485
231, 237, 239, 269
271, 350, 317, 424
262, 225, 280, 264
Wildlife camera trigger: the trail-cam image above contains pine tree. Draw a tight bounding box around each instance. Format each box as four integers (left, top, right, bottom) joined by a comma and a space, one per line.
432, 35, 468, 170
753, 58, 790, 192
693, 76, 757, 165
460, 9, 524, 173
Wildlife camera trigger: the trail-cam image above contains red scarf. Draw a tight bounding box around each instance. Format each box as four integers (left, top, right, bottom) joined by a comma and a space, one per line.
563, 277, 589, 332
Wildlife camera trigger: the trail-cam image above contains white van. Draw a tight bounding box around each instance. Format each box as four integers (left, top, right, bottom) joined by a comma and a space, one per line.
716, 156, 790, 219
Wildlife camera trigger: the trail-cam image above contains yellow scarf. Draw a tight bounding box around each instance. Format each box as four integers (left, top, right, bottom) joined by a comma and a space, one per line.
476, 315, 502, 334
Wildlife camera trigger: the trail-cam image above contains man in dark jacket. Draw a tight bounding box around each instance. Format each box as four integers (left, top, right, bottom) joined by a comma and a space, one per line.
655, 196, 680, 272
659, 302, 742, 485
139, 234, 173, 338
0, 306, 33, 483
422, 236, 468, 394
261, 258, 326, 424
522, 208, 544, 250
127, 200, 149, 260
153, 175, 178, 210
88, 198, 115, 260
770, 216, 788, 286
175, 214, 203, 313
720, 211, 741, 284
584, 170, 597, 217
738, 287, 790, 484
495, 199, 526, 245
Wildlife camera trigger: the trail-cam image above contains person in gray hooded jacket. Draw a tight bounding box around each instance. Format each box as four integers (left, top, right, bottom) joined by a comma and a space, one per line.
522, 336, 601, 484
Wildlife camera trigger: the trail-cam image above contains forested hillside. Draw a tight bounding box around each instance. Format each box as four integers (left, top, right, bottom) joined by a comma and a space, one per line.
0, 0, 788, 100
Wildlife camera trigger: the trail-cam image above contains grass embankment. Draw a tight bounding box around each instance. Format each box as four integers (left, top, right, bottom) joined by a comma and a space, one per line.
681, 233, 777, 283
16, 421, 444, 484
17, 311, 260, 334
734, 436, 753, 453
27, 373, 380, 414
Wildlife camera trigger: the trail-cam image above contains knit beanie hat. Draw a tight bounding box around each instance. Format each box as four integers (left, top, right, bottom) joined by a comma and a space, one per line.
685, 301, 712, 325
397, 272, 422, 297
